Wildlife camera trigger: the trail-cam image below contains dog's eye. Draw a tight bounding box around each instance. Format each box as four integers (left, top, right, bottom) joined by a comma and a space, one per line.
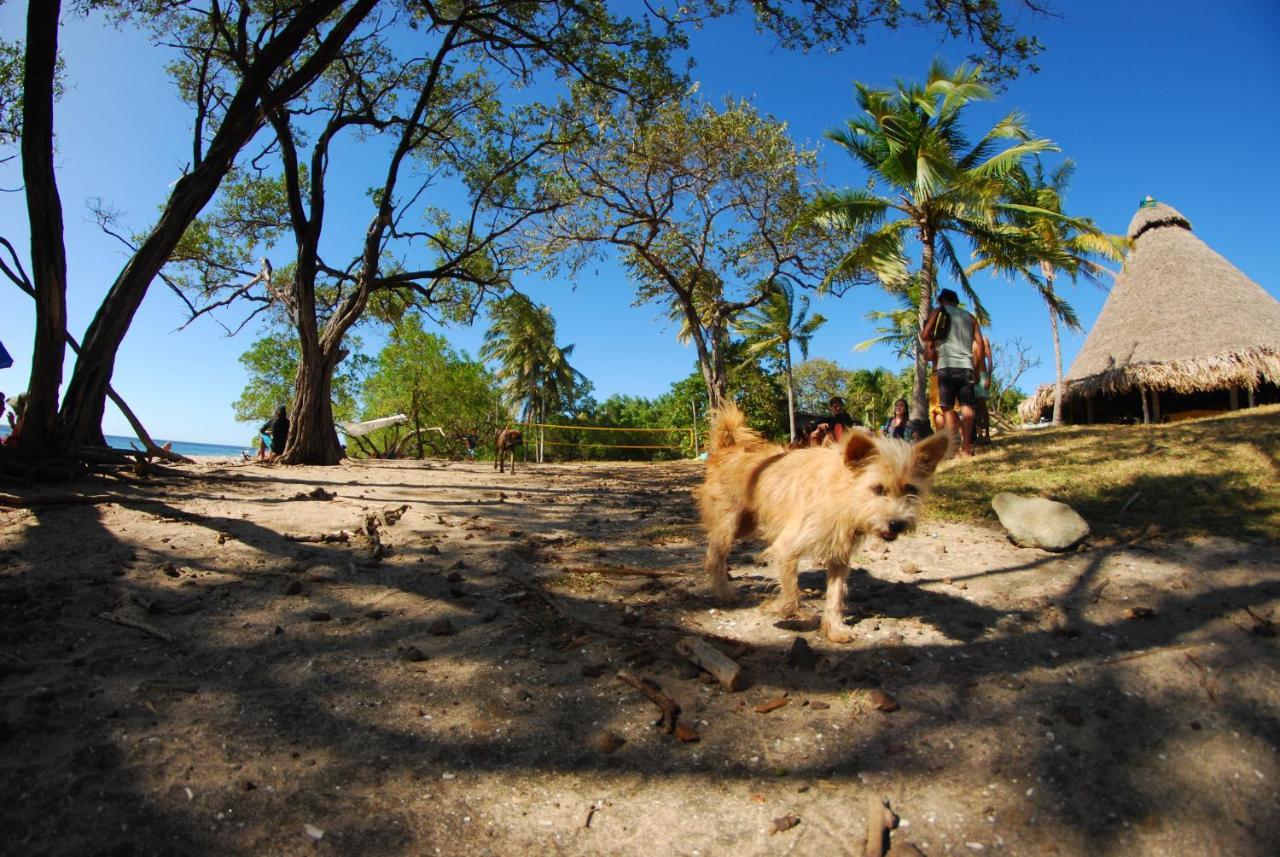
904, 484, 919, 495
872, 485, 887, 496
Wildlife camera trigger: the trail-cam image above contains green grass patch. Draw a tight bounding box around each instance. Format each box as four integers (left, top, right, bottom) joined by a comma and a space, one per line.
930, 405, 1280, 542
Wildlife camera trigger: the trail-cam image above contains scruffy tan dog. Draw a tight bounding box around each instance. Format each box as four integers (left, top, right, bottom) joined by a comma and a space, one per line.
698, 402, 950, 643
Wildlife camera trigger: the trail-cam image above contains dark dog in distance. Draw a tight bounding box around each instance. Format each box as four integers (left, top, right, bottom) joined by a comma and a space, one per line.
495, 428, 523, 473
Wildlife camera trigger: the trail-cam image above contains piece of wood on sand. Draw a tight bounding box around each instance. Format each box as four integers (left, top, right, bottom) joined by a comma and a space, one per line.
864, 796, 899, 857
675, 636, 744, 691
97, 610, 174, 643
616, 670, 680, 734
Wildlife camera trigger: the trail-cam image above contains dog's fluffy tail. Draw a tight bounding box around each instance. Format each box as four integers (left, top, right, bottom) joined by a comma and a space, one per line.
709, 400, 764, 452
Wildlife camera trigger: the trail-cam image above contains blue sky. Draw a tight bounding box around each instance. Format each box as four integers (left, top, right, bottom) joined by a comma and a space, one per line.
1, 1, 1278, 445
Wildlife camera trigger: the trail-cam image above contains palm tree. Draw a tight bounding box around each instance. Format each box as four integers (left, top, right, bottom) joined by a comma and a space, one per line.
805, 60, 1056, 421
480, 294, 584, 461
735, 278, 827, 440
972, 159, 1127, 423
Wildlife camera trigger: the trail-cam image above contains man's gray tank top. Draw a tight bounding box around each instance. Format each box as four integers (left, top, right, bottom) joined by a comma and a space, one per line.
938, 305, 975, 371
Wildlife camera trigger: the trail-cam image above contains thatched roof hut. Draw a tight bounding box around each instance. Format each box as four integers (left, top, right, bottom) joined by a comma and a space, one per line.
1020, 197, 1280, 423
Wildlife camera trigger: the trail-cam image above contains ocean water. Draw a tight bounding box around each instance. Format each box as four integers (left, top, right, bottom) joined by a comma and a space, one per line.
0, 426, 250, 459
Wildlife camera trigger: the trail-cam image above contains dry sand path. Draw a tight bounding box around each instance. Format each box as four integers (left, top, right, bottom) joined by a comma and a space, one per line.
1, 458, 1276, 855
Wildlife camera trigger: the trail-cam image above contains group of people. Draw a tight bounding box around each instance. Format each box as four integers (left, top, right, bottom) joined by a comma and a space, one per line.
792, 288, 992, 457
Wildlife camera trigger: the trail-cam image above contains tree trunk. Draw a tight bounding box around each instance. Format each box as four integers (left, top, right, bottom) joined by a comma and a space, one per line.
16, 0, 68, 460
1044, 264, 1065, 425
909, 230, 937, 423
783, 346, 796, 440
282, 343, 344, 465
52, 0, 371, 458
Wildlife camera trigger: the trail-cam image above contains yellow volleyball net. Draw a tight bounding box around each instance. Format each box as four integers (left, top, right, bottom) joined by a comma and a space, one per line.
521, 421, 698, 460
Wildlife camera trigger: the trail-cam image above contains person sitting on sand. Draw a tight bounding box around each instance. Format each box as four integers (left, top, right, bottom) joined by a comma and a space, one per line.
260, 406, 290, 460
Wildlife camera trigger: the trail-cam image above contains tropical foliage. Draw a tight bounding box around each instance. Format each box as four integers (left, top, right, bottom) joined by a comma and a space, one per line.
805, 60, 1056, 420
357, 315, 503, 459
972, 159, 1127, 423
735, 279, 826, 440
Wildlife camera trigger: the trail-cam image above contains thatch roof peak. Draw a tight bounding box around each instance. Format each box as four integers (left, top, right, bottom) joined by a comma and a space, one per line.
1127, 197, 1191, 240
1019, 197, 1280, 421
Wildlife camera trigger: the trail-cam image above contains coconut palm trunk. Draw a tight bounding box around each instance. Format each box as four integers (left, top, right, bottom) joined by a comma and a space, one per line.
783, 345, 796, 440
1042, 261, 1067, 425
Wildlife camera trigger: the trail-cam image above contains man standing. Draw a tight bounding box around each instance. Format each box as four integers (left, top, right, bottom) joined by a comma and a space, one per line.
921, 289, 983, 457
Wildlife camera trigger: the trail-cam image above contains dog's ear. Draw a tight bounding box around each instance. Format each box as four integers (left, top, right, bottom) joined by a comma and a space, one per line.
911, 431, 951, 477
843, 430, 878, 470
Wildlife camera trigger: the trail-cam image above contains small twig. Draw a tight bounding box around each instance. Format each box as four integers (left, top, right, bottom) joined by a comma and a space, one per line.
97, 610, 174, 643
1117, 491, 1142, 517
616, 670, 680, 734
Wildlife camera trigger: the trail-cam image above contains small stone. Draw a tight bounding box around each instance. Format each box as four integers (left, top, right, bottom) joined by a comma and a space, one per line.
786, 636, 818, 672
902, 562, 921, 575
809, 701, 830, 711
997, 676, 1026, 691
161, 562, 180, 578
869, 689, 900, 712
769, 815, 801, 835
427, 618, 455, 636
1059, 705, 1085, 726
426, 545, 441, 555
991, 492, 1090, 551
446, 571, 464, 583
755, 696, 790, 714
590, 732, 625, 753
674, 724, 700, 743
401, 646, 428, 662
282, 580, 303, 596
308, 611, 332, 622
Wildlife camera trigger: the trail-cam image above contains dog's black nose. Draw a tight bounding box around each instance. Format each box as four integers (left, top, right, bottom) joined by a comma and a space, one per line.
888, 519, 907, 534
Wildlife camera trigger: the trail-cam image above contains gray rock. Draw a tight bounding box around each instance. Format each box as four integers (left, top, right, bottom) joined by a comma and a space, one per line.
991, 493, 1090, 551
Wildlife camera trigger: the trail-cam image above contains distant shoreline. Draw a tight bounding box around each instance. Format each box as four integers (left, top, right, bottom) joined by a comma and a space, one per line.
0, 426, 250, 459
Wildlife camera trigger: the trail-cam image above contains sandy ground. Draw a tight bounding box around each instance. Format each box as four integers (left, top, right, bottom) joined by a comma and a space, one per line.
0, 456, 1277, 856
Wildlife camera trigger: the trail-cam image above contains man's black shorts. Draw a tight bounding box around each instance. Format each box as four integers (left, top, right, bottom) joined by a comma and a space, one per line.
937, 367, 976, 409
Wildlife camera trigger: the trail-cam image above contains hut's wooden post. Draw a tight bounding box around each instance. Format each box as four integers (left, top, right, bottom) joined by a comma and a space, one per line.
1139, 387, 1150, 424
1247, 387, 1256, 408
1085, 396, 1095, 424
1151, 389, 1161, 422
1229, 388, 1239, 410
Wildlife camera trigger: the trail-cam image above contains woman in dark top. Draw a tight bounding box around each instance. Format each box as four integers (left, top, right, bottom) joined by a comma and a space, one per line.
882, 398, 909, 439
262, 406, 290, 457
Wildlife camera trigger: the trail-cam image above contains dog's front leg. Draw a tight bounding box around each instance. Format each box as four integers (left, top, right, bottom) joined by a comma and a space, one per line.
821, 560, 856, 643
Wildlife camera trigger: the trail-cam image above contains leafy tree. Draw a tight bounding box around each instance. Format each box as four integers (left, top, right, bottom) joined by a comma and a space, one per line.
543, 98, 838, 412
9, 0, 376, 461
971, 159, 1127, 423
792, 358, 856, 415
359, 314, 502, 459
233, 329, 367, 435
804, 60, 1055, 422
735, 278, 826, 441
480, 294, 585, 462
158, 2, 685, 465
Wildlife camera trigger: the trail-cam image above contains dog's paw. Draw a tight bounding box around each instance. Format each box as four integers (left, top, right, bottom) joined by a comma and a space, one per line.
766, 597, 800, 618
821, 621, 857, 644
